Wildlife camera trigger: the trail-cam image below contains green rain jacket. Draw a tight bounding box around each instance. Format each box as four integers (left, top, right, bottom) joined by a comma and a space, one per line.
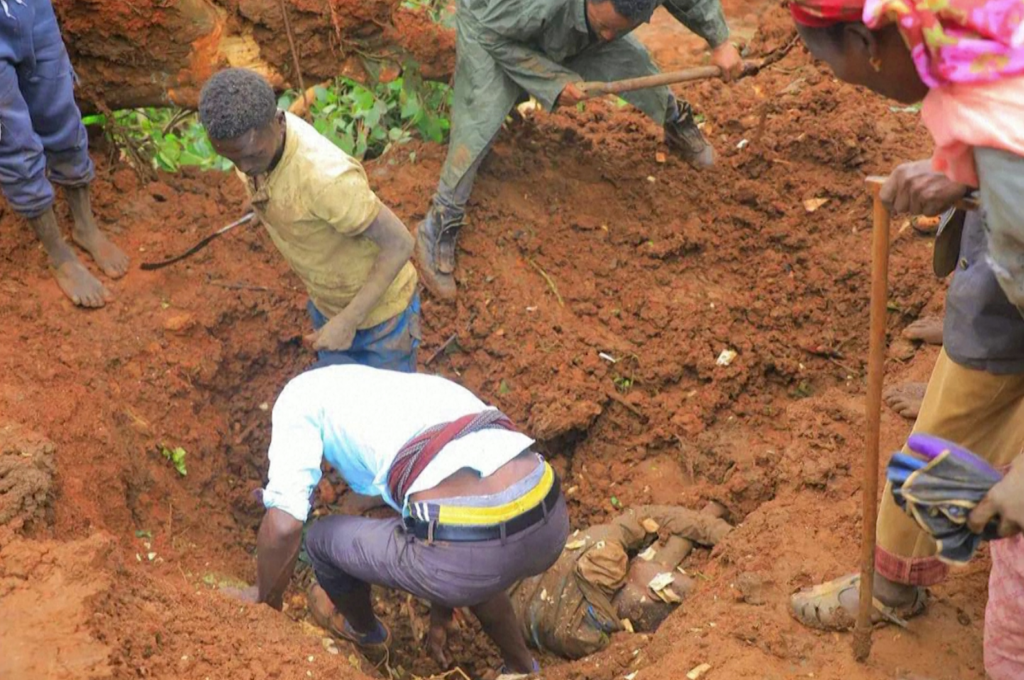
440, 0, 730, 188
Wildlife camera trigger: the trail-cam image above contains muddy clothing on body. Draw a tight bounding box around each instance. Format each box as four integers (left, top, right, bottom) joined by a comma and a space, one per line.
434, 0, 730, 210
239, 112, 420, 370
0, 0, 94, 217
507, 505, 730, 659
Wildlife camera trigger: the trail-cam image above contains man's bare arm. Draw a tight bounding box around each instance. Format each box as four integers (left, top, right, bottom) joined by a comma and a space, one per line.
309, 206, 415, 351
256, 508, 305, 609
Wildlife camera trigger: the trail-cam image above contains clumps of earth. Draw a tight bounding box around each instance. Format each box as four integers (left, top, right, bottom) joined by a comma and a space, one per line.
0, 422, 56, 543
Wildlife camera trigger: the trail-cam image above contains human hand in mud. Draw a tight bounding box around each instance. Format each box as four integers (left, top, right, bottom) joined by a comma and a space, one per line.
221, 584, 259, 604
881, 160, 970, 216
427, 605, 461, 668
970, 456, 1024, 539
711, 42, 744, 82
557, 83, 586, 108
305, 312, 358, 352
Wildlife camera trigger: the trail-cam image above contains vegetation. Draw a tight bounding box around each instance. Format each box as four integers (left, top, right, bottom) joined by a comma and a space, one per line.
161, 446, 188, 477
278, 74, 451, 160
84, 73, 452, 173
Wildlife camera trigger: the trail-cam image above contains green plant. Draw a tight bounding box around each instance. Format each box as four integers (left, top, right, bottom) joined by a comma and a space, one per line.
613, 374, 634, 394
85, 109, 232, 173
401, 0, 447, 22
279, 73, 451, 160
161, 446, 188, 477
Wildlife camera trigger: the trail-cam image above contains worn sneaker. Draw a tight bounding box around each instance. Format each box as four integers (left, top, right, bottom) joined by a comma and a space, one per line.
664, 114, 715, 170
414, 204, 463, 300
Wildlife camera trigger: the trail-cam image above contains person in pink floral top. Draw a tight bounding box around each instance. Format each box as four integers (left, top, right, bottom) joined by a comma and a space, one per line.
784, 2, 1024, 678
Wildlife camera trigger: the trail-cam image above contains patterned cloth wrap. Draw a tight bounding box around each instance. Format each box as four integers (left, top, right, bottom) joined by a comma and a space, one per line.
789, 0, 1024, 86
386, 409, 516, 507
887, 433, 1003, 564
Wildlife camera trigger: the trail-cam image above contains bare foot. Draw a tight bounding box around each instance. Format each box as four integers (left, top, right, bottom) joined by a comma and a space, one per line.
73, 228, 130, 279
902, 317, 943, 346
53, 260, 112, 308
66, 184, 130, 278
884, 383, 928, 420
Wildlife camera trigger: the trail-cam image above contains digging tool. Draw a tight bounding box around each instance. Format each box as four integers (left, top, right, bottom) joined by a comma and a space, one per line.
578, 61, 761, 100
853, 177, 980, 662
576, 34, 800, 100
140, 212, 256, 271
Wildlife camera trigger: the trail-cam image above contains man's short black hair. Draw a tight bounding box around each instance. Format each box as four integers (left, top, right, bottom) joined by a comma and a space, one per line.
596, 0, 658, 22
199, 68, 278, 140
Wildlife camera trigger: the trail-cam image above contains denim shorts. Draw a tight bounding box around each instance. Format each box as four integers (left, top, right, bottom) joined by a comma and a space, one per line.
308, 292, 420, 373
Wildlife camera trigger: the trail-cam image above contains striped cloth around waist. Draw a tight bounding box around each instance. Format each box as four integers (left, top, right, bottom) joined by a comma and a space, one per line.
407, 461, 555, 526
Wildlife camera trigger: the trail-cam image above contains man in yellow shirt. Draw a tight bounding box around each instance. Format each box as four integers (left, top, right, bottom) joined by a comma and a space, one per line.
199, 69, 420, 371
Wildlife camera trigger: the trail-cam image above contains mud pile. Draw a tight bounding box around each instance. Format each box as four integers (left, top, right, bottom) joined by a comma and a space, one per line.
54, 0, 454, 110
0, 2, 988, 679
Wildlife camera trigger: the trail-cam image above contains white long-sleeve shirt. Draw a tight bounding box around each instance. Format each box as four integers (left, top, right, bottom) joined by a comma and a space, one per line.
263, 365, 535, 521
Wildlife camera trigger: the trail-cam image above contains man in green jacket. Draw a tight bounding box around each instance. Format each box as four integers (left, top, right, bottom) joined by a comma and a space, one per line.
415, 0, 742, 298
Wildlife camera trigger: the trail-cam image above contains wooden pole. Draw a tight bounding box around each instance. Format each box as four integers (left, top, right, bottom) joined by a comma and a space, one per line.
578, 66, 724, 99
853, 180, 891, 661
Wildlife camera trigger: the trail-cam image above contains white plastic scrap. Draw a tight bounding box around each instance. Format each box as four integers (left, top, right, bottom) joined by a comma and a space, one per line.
648, 572, 675, 592
686, 664, 711, 680
716, 349, 738, 367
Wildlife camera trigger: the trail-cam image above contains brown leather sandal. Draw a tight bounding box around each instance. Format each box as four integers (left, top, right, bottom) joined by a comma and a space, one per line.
790, 573, 929, 631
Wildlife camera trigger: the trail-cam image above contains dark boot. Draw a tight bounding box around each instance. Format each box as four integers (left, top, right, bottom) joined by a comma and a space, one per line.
664, 103, 715, 170
414, 204, 463, 300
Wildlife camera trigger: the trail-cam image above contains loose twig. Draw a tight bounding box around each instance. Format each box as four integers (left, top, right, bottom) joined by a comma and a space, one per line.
528, 259, 565, 307
604, 389, 646, 421
426, 333, 459, 365
277, 0, 309, 118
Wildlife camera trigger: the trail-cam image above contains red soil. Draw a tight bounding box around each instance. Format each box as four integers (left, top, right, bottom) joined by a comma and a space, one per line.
0, 3, 986, 680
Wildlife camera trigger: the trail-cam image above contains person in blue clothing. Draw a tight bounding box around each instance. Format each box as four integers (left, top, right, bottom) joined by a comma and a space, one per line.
1, 0, 129, 307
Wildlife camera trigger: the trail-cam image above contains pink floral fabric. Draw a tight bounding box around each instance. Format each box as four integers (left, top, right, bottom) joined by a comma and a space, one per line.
985, 534, 1024, 680
864, 0, 1024, 87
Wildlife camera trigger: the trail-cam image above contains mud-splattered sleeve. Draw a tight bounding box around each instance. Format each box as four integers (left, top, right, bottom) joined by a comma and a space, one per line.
661, 0, 730, 48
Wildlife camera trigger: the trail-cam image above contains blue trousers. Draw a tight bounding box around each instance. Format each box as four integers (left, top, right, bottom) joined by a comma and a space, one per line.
308, 293, 421, 373
0, 0, 93, 218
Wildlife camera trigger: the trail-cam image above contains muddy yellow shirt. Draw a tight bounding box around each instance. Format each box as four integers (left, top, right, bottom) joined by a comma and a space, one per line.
239, 112, 417, 328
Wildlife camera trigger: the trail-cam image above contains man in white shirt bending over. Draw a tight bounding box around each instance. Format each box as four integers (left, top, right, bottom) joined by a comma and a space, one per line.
241, 364, 568, 675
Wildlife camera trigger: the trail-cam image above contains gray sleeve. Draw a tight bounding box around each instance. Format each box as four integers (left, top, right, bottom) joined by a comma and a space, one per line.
474, 31, 581, 110
974, 147, 1024, 314
661, 0, 730, 48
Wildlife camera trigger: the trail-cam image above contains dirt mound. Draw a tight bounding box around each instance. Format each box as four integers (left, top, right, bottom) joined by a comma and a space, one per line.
55, 0, 454, 109
0, 423, 57, 543
0, 534, 114, 679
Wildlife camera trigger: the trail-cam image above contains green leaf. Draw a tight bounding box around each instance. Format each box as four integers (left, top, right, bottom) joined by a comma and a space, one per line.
161, 446, 188, 477
498, 379, 511, 395
610, 496, 622, 509
135, 530, 153, 539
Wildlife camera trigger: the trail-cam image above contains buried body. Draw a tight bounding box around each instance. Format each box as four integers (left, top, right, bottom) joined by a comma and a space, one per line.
507, 504, 731, 660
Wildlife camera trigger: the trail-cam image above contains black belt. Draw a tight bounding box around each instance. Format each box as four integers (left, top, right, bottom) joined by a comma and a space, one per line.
404, 474, 561, 543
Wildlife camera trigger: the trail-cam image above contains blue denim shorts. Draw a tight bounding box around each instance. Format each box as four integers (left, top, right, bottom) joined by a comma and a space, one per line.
308, 293, 420, 373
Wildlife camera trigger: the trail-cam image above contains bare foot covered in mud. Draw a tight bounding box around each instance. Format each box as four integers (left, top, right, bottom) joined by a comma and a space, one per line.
73, 228, 130, 279
885, 383, 928, 420
54, 260, 112, 308
902, 317, 943, 346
